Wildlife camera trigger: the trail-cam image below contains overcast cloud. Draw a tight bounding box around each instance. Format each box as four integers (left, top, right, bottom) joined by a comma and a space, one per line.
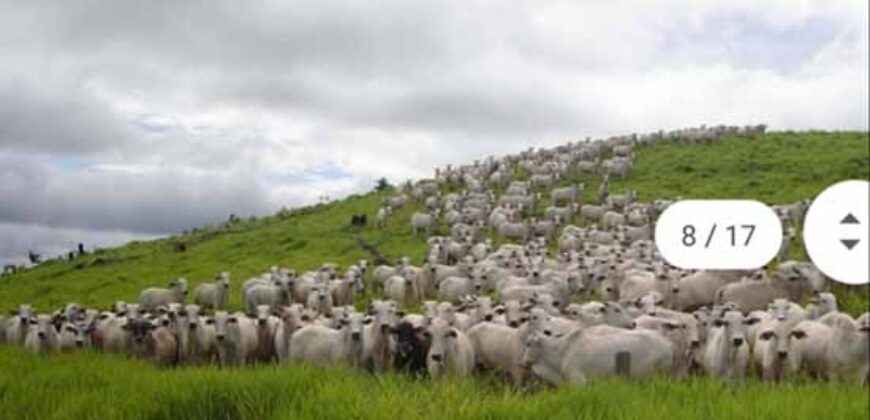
0, 0, 867, 265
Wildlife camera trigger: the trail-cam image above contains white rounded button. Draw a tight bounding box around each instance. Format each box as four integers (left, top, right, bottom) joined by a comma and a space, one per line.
803, 180, 869, 286
655, 200, 783, 269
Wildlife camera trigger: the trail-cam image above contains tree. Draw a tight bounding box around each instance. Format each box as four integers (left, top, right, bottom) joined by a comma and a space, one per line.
27, 250, 41, 265
375, 177, 392, 192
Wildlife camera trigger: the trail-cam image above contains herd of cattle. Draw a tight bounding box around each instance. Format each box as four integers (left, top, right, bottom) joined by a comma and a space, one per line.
2, 123, 867, 387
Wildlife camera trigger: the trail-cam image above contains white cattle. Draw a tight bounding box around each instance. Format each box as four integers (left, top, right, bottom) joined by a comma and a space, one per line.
3, 304, 34, 345
426, 319, 475, 378
288, 313, 365, 368
210, 312, 258, 365
790, 313, 869, 383
384, 275, 422, 306
362, 300, 400, 372
521, 325, 674, 386
245, 279, 292, 315
438, 276, 481, 303
194, 272, 231, 310
466, 311, 548, 384
139, 278, 188, 311
702, 311, 749, 382
752, 318, 798, 381
24, 315, 61, 354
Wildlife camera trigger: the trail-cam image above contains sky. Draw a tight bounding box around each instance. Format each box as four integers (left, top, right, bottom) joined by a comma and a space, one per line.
0, 0, 867, 265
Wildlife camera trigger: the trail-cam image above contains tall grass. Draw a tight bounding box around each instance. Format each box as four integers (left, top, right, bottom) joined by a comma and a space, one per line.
1, 346, 866, 420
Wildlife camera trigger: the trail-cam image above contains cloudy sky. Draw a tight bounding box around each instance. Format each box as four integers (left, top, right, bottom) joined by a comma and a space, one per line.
0, 0, 867, 265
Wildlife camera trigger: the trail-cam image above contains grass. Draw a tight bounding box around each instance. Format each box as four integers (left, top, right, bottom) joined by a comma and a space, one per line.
0, 131, 868, 419
1, 346, 867, 420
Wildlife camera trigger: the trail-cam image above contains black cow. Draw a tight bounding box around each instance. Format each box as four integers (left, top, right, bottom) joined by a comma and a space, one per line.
350, 214, 368, 227
392, 321, 429, 378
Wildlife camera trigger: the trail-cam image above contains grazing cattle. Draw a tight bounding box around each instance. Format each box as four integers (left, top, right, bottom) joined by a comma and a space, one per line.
675, 270, 747, 311
252, 305, 281, 362
551, 184, 584, 206
210, 312, 258, 366
193, 272, 230, 310
305, 283, 334, 317
362, 300, 400, 372
58, 321, 80, 352
790, 313, 869, 383
702, 311, 749, 382
393, 321, 430, 378
438, 276, 481, 303
376, 207, 392, 229
633, 315, 693, 378
289, 313, 365, 368
806, 292, 838, 320
139, 278, 188, 312
3, 304, 34, 345
716, 270, 818, 313
752, 318, 798, 382
385, 275, 422, 306
466, 310, 548, 384
245, 278, 292, 315
411, 212, 438, 236
350, 214, 367, 227
274, 304, 306, 362
498, 221, 530, 242
426, 319, 475, 378
194, 272, 231, 310
124, 318, 178, 366
606, 190, 636, 211
521, 325, 674, 386
24, 315, 61, 354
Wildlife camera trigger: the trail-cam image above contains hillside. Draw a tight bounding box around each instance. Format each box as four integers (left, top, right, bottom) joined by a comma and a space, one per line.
1, 130, 867, 313
1, 130, 869, 420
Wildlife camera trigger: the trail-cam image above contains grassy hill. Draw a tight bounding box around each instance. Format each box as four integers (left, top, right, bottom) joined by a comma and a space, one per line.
1, 130, 866, 312
1, 130, 868, 420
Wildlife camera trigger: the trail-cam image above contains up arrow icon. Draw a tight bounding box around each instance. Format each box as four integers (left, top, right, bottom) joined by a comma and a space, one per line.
840, 213, 860, 224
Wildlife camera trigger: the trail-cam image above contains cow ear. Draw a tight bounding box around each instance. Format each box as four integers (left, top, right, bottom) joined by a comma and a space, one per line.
447, 329, 458, 338
663, 322, 679, 331
494, 307, 505, 315
396, 310, 406, 318
228, 317, 238, 323
713, 319, 726, 328
791, 330, 807, 339
743, 318, 760, 326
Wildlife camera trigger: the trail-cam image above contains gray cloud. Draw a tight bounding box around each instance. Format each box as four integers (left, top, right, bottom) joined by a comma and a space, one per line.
0, 0, 866, 265
0, 80, 129, 155
0, 153, 273, 234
